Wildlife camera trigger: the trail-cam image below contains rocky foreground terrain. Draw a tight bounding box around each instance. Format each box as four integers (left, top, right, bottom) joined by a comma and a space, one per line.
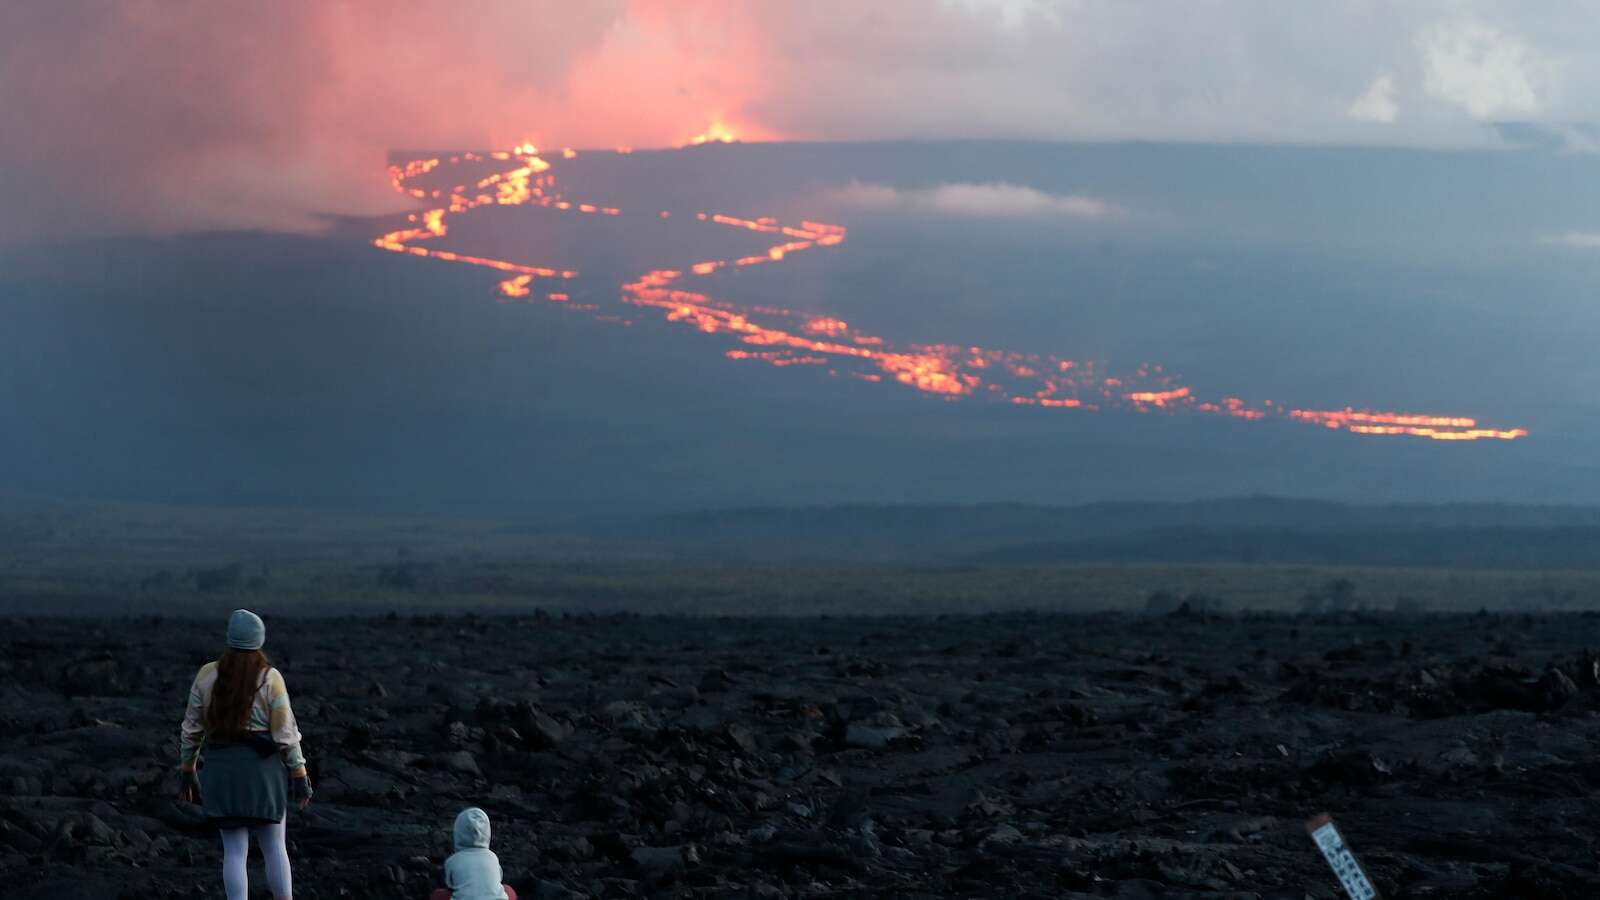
6, 608, 1600, 898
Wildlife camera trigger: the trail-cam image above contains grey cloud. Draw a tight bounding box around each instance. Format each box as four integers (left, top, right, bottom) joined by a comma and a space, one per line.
825, 180, 1123, 218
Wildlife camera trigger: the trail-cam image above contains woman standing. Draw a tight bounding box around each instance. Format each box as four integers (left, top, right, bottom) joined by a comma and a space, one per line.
177, 608, 313, 900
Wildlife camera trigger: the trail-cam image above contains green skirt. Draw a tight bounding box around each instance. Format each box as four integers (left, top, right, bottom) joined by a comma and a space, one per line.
200, 744, 287, 828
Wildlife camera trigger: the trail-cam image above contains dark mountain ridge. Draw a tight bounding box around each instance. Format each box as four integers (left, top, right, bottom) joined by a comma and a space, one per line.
585, 496, 1600, 567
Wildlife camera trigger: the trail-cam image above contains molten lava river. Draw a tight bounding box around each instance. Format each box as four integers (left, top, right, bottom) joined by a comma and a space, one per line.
374, 144, 1527, 442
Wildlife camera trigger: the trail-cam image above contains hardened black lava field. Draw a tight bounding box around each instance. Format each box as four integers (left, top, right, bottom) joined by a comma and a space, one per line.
6, 609, 1600, 898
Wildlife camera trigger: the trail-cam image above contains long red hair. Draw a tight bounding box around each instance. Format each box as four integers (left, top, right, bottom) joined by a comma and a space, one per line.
204, 648, 271, 738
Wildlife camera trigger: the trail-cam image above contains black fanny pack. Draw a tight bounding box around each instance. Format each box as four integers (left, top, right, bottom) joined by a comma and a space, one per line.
211, 732, 279, 758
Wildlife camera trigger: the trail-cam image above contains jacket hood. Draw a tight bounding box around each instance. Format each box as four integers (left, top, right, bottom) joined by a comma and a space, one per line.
453, 807, 491, 850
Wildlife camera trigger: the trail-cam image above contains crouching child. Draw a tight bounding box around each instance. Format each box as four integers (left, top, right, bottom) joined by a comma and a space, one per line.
431, 807, 516, 900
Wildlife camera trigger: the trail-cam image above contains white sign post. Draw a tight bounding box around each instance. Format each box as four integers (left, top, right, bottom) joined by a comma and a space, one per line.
1306, 813, 1381, 900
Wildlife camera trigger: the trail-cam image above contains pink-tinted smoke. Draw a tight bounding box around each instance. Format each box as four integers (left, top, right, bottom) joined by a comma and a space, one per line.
0, 1, 789, 241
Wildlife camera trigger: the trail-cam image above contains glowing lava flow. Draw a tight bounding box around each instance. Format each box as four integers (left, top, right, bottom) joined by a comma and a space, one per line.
374, 145, 1528, 442
683, 118, 740, 146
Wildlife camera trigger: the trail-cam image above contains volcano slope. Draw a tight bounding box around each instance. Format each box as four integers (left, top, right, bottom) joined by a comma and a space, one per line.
4, 609, 1600, 898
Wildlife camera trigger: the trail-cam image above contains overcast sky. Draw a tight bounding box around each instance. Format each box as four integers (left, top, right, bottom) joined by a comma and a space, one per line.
3, 1, 1599, 241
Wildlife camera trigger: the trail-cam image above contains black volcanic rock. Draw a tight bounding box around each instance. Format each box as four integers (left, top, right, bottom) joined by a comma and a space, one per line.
5, 612, 1600, 897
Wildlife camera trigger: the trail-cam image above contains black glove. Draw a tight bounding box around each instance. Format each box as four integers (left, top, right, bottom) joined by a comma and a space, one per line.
178, 769, 202, 804
290, 774, 313, 808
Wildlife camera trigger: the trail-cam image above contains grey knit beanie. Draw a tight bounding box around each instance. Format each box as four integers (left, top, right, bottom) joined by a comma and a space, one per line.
226, 608, 266, 650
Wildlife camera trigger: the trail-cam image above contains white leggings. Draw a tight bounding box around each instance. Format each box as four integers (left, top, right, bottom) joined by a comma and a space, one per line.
220, 817, 291, 900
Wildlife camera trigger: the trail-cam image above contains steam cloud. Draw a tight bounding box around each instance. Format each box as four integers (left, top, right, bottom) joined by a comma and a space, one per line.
825, 181, 1121, 219
1540, 232, 1600, 248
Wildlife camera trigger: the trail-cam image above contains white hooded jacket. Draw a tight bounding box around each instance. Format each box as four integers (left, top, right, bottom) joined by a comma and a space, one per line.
445, 807, 507, 900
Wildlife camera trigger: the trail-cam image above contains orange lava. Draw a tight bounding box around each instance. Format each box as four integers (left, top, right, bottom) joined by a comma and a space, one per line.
497, 274, 532, 298
374, 143, 1528, 442
685, 120, 739, 146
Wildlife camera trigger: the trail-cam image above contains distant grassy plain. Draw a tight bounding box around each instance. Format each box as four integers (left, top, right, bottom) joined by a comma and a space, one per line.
4, 497, 1599, 618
